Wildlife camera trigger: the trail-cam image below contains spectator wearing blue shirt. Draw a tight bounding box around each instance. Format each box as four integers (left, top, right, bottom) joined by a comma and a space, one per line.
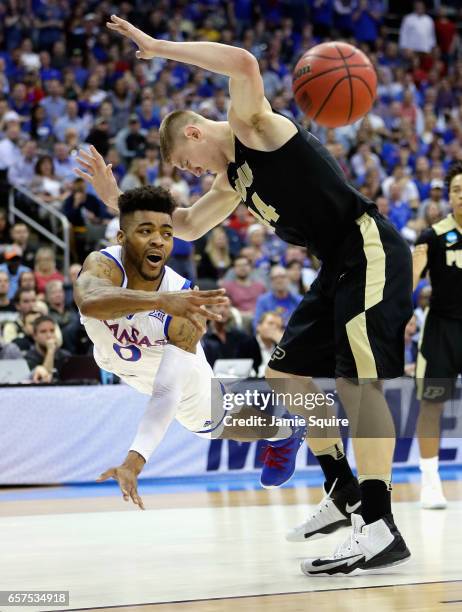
40, 79, 67, 125
387, 183, 413, 231
253, 266, 302, 331
0, 246, 31, 300
352, 0, 382, 44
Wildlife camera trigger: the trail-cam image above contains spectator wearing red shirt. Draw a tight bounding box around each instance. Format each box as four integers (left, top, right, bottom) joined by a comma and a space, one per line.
221, 256, 266, 317
34, 247, 64, 295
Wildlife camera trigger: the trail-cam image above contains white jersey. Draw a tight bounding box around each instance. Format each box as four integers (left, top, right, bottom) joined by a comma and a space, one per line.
81, 246, 223, 436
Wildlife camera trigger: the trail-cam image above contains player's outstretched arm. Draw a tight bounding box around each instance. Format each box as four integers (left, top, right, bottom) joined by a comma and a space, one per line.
173, 174, 241, 241
75, 251, 229, 326
75, 147, 240, 240
107, 15, 268, 124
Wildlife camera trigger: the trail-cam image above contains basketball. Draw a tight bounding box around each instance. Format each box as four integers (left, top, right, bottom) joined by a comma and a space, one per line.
292, 42, 377, 128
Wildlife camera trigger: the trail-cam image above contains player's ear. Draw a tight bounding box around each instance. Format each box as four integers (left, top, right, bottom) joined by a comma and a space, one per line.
184, 125, 201, 141
117, 229, 125, 246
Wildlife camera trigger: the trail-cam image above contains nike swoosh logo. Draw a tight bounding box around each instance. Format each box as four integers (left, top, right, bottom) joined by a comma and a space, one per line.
446, 241, 459, 247
312, 553, 364, 569
346, 501, 361, 513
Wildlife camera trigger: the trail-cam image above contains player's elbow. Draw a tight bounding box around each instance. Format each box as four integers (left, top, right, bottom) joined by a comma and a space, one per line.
236, 50, 259, 79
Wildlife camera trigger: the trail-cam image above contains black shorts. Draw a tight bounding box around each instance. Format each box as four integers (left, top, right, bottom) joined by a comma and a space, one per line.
268, 211, 413, 380
416, 309, 462, 402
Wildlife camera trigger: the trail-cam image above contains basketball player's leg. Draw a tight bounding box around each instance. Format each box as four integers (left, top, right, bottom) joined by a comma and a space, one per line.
301, 211, 413, 575
264, 280, 361, 537
414, 311, 460, 508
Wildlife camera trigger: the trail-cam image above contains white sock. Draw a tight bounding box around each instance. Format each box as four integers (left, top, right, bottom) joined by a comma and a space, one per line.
419, 455, 439, 474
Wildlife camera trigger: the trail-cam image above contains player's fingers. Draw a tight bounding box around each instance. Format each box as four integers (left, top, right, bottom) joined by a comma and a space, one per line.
75, 157, 93, 172
190, 305, 222, 322
74, 168, 94, 182
89, 145, 108, 170
77, 148, 95, 163
96, 469, 115, 482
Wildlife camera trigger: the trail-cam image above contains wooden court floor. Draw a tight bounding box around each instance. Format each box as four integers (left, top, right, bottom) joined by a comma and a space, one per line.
1, 482, 461, 612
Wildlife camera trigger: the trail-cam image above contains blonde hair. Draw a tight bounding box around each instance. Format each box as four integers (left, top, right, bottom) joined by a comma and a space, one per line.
205, 226, 231, 269
159, 110, 202, 163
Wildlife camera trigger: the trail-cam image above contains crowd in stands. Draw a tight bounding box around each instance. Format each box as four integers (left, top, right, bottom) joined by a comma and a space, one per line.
0, 0, 460, 383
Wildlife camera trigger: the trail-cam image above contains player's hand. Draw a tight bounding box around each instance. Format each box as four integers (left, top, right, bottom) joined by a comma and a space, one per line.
106, 15, 157, 60
157, 289, 229, 330
97, 465, 145, 510
75, 146, 121, 212
32, 366, 51, 384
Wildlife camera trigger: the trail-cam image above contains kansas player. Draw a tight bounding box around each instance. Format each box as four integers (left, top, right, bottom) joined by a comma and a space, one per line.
75, 185, 304, 509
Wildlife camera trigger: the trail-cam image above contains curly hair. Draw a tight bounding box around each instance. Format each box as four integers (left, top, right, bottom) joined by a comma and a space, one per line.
445, 161, 462, 191
118, 185, 176, 228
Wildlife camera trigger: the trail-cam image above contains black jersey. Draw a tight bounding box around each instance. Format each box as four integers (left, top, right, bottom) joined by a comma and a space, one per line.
226, 120, 376, 263
416, 214, 462, 320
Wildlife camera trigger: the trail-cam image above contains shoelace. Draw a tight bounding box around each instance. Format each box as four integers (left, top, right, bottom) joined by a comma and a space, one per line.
261, 444, 291, 469
333, 530, 360, 559
309, 479, 337, 519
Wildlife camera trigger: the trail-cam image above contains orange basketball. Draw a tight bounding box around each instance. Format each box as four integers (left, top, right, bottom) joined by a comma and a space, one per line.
292, 42, 377, 128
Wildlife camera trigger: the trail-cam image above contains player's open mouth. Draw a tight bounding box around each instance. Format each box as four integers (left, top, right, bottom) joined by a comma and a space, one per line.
146, 254, 163, 266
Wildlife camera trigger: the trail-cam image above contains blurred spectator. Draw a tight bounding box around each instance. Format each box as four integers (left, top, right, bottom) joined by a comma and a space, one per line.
419, 179, 449, 219
40, 79, 66, 125
2, 287, 37, 344
34, 247, 64, 295
7, 139, 38, 188
53, 99, 88, 143
27, 104, 54, 149
0, 337, 22, 359
399, 1, 436, 54
53, 143, 75, 183
197, 227, 232, 282
404, 314, 418, 377
202, 302, 261, 373
63, 178, 111, 261
115, 113, 146, 162
253, 266, 302, 330
9, 222, 37, 268
255, 311, 284, 377
286, 259, 306, 295
387, 183, 413, 231
120, 158, 150, 191
18, 270, 37, 292
0, 245, 31, 300
221, 256, 266, 316
45, 280, 76, 330
31, 154, 69, 206
0, 270, 16, 325
12, 310, 41, 355
25, 315, 70, 382
414, 282, 432, 332
246, 224, 271, 271
0, 111, 23, 171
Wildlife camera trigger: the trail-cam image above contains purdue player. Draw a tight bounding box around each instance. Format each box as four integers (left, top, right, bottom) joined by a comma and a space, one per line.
77, 15, 413, 574
76, 186, 302, 509
413, 162, 462, 509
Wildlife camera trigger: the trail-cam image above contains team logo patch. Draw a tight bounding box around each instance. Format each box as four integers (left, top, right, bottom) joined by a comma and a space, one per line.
423, 386, 446, 400
149, 310, 166, 323
446, 231, 458, 244
270, 346, 286, 361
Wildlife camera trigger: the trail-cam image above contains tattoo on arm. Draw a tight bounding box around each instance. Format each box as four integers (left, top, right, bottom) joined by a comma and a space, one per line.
169, 318, 202, 353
